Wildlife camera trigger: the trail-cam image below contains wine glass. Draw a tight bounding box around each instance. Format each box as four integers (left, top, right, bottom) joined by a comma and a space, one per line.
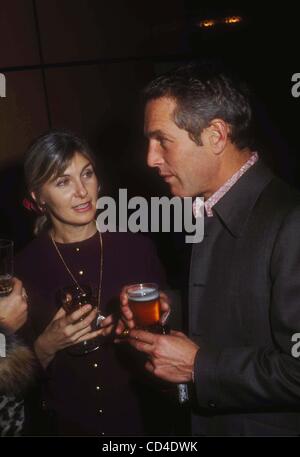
56, 284, 105, 355
0, 239, 13, 297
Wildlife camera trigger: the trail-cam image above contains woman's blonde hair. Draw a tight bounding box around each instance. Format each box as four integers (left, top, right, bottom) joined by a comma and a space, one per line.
24, 130, 97, 236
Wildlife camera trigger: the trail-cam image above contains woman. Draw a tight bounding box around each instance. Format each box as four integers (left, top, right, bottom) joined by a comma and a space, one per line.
15, 130, 170, 436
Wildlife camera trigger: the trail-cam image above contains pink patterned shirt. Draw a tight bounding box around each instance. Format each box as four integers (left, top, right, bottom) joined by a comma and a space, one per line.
193, 152, 259, 218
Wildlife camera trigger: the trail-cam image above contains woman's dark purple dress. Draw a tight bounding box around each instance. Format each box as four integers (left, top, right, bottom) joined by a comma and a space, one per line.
15, 231, 170, 436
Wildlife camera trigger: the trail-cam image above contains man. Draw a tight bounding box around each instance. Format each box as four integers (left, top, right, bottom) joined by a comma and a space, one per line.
117, 62, 300, 436
0, 278, 34, 436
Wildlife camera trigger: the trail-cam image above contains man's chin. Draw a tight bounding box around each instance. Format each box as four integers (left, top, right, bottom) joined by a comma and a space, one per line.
169, 186, 195, 198
168, 184, 185, 197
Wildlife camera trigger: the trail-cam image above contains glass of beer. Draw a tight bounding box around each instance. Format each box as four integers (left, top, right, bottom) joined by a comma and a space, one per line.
0, 239, 13, 297
126, 283, 162, 331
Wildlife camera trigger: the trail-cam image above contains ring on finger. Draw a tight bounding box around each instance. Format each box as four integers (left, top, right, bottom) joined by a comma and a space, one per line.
120, 328, 130, 338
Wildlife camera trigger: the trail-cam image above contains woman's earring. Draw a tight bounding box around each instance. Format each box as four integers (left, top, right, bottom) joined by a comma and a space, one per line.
40, 203, 47, 213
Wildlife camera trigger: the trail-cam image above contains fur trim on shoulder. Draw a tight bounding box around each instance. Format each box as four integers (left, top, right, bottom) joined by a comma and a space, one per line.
0, 326, 36, 396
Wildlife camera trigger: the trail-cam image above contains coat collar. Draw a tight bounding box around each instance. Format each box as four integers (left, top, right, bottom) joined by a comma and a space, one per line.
212, 160, 274, 237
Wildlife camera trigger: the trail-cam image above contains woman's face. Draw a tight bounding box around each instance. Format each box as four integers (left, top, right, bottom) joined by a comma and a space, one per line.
34, 152, 99, 228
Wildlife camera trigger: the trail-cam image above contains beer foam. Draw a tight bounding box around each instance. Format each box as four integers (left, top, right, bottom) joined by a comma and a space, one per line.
128, 287, 159, 302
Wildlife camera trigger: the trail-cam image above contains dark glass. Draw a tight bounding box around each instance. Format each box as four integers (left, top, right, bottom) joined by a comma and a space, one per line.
56, 284, 102, 355
0, 239, 13, 296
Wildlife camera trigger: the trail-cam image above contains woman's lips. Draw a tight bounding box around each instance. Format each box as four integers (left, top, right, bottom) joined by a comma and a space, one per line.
73, 202, 92, 212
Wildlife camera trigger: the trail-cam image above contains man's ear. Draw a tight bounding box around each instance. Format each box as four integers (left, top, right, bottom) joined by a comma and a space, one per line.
203, 119, 230, 155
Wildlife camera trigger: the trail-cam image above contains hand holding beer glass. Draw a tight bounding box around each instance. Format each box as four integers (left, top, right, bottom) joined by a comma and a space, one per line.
117, 284, 189, 404
117, 283, 170, 337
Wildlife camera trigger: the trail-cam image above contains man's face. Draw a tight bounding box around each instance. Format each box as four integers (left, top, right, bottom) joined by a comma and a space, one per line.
144, 97, 219, 198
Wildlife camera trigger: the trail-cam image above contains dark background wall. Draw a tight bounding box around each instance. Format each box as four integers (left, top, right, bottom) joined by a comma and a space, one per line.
0, 1, 299, 290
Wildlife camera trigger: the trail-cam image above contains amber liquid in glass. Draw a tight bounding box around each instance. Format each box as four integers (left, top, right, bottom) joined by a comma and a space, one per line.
127, 284, 161, 332
128, 296, 160, 327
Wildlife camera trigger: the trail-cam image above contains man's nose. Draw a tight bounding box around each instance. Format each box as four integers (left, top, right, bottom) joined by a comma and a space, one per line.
147, 142, 163, 168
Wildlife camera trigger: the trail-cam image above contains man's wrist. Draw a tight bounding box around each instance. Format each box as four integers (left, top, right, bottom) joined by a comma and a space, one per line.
191, 346, 200, 383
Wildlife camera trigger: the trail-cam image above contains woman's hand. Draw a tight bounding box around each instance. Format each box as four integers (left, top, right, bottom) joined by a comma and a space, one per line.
97, 313, 115, 336
34, 305, 112, 368
115, 289, 171, 337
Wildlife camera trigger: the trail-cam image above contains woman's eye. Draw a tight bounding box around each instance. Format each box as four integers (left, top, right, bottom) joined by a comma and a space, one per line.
83, 169, 94, 179
57, 179, 69, 187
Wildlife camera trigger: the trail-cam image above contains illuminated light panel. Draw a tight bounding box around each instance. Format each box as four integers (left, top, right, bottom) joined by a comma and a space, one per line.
224, 16, 242, 24
199, 19, 216, 28
198, 16, 243, 29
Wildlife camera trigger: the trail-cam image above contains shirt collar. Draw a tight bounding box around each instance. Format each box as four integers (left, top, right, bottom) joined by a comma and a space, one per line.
213, 159, 273, 237
193, 152, 259, 218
